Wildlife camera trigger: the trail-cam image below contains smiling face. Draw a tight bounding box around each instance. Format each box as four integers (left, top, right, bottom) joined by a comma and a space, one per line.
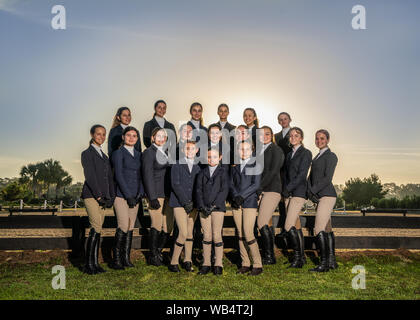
180, 125, 193, 141
190, 105, 203, 121
239, 141, 253, 160
209, 127, 222, 144
218, 106, 229, 122
289, 129, 303, 147
184, 142, 198, 159
278, 113, 291, 129
315, 132, 329, 150
208, 149, 221, 167
152, 129, 167, 147
259, 128, 272, 145
243, 109, 256, 127
118, 109, 131, 125
155, 102, 167, 118
123, 129, 138, 147
92, 127, 106, 146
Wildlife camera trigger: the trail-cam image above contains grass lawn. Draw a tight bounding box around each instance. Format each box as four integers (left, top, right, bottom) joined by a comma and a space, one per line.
0, 249, 419, 300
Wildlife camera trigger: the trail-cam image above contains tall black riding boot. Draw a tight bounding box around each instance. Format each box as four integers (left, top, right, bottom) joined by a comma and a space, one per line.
149, 228, 162, 266
110, 228, 125, 270
157, 231, 169, 263
260, 225, 276, 265
327, 232, 338, 269
310, 231, 329, 272
297, 228, 306, 264
93, 232, 106, 273
83, 228, 98, 275
287, 227, 304, 268
122, 229, 135, 267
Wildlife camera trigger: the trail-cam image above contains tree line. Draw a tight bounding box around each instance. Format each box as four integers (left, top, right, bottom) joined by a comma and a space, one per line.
0, 161, 419, 210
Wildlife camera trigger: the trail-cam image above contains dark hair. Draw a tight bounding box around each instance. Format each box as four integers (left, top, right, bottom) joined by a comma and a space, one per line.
217, 103, 229, 112
112, 106, 131, 128
278, 112, 291, 121
243, 108, 259, 127
120, 126, 140, 147
153, 100, 167, 117
237, 124, 248, 131
89, 124, 105, 145
190, 102, 204, 126
208, 123, 222, 132
290, 127, 304, 146
316, 129, 330, 140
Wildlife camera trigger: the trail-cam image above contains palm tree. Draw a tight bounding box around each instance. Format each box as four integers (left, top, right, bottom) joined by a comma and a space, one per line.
19, 163, 40, 198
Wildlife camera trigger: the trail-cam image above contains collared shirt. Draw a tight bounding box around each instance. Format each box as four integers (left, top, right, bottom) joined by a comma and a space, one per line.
260, 142, 271, 155
120, 124, 128, 130
291, 144, 302, 159
190, 119, 201, 129
209, 165, 218, 177
240, 157, 251, 173
153, 143, 168, 159
185, 157, 194, 173
124, 145, 135, 157
282, 127, 291, 138
314, 147, 329, 160
91, 143, 103, 158
210, 141, 219, 147
219, 121, 227, 129
154, 116, 165, 128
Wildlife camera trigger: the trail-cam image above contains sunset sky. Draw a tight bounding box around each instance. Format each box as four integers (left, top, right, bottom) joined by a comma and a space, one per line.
1, 0, 419, 185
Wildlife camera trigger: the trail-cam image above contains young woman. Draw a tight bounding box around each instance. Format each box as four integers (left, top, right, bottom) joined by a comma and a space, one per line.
274, 112, 293, 156
217, 104, 236, 166
207, 123, 230, 165
187, 102, 207, 162
307, 129, 338, 272
256, 126, 285, 265
217, 103, 236, 132
274, 112, 293, 238
233, 125, 251, 165
110, 126, 144, 270
108, 106, 141, 159
282, 127, 312, 268
169, 141, 201, 272
230, 140, 263, 276
243, 108, 259, 147
81, 124, 115, 275
142, 100, 177, 149
176, 123, 193, 161
142, 128, 174, 266
196, 148, 230, 275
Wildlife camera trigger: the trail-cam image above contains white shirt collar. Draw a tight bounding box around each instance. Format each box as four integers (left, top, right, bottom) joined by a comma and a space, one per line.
209, 165, 218, 177
124, 145, 135, 156
282, 127, 290, 138
210, 141, 219, 147
190, 119, 200, 129
120, 123, 128, 130
261, 142, 271, 154
219, 121, 227, 128
91, 143, 103, 157
293, 144, 302, 152
316, 147, 329, 159
248, 124, 255, 130
154, 116, 165, 127
240, 157, 251, 172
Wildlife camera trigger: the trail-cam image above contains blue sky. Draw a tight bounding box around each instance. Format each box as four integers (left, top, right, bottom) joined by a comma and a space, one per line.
0, 0, 419, 184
